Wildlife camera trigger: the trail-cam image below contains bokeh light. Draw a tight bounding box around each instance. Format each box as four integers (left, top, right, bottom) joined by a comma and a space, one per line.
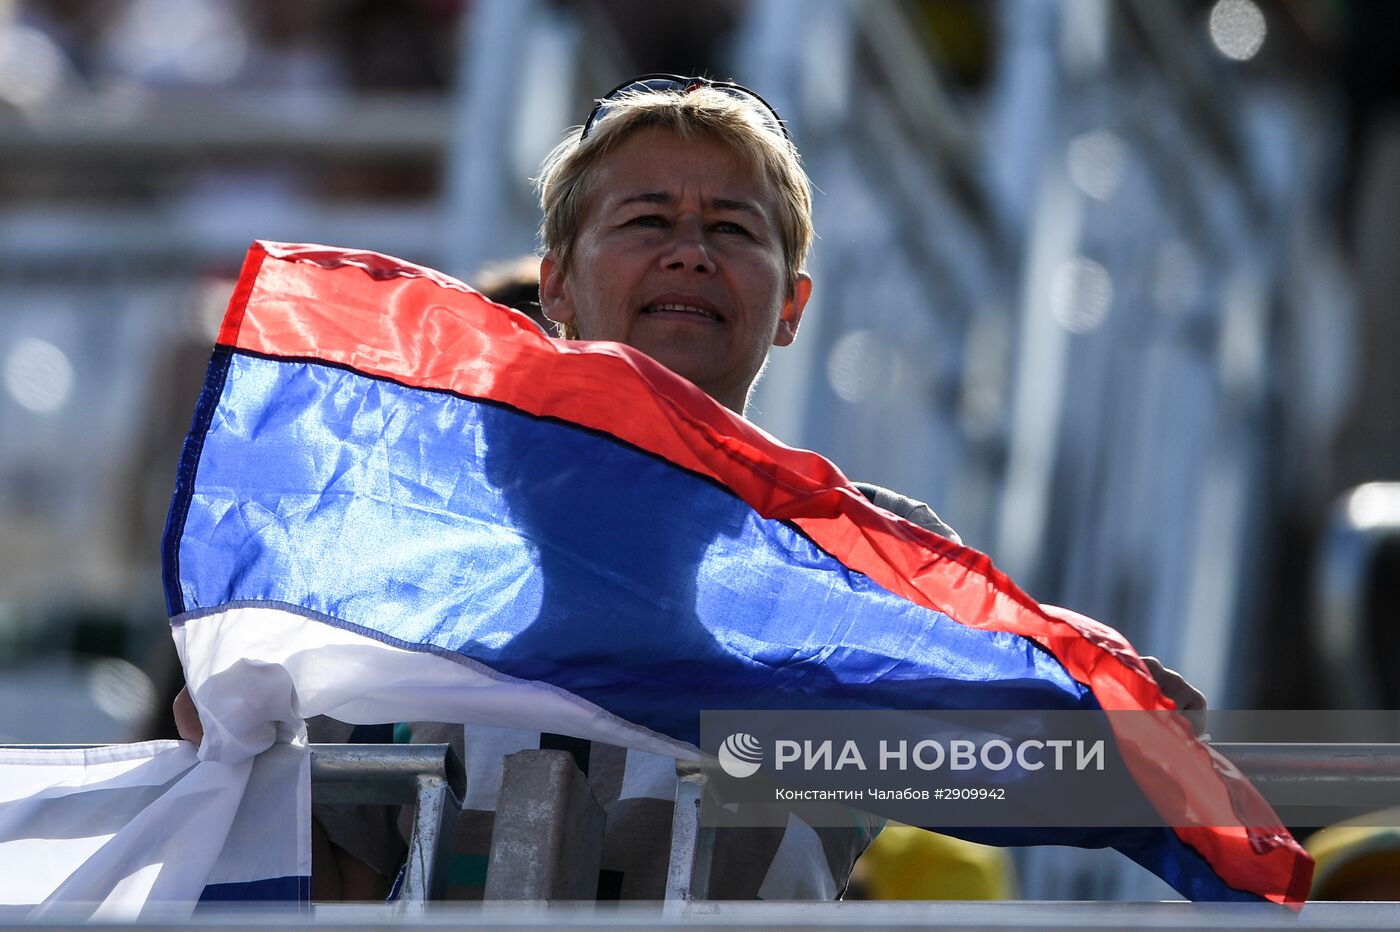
1049, 257, 1114, 334
3, 337, 74, 414
1066, 129, 1126, 201
827, 329, 901, 404
1208, 0, 1267, 62
0, 24, 67, 110
1345, 484, 1400, 532
86, 657, 158, 726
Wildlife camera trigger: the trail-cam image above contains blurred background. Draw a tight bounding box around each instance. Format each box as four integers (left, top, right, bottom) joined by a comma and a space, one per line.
0, 0, 1396, 900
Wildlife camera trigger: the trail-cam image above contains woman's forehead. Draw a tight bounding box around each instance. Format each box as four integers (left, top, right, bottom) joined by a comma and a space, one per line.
587, 127, 776, 209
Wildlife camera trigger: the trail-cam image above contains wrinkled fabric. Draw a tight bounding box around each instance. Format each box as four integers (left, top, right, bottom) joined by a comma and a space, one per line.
0, 240, 1309, 915
172, 242, 1307, 906
0, 741, 307, 918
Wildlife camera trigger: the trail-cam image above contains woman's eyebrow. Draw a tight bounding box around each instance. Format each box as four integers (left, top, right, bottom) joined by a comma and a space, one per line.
710, 197, 761, 215
617, 191, 670, 207
614, 191, 762, 216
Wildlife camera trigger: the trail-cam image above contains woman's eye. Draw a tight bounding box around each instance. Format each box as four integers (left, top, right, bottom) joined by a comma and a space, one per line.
714, 221, 752, 237
628, 214, 667, 227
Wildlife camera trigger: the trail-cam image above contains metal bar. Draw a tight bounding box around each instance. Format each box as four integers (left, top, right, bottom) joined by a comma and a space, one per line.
392, 772, 463, 912
442, 0, 539, 280
663, 763, 716, 906
849, 0, 998, 245
1219, 743, 1400, 783
0, 94, 450, 164
0, 206, 445, 270
15, 742, 1400, 787
310, 743, 465, 805
250, 899, 1400, 926
1, 744, 466, 803
1213, 742, 1400, 824
483, 750, 607, 901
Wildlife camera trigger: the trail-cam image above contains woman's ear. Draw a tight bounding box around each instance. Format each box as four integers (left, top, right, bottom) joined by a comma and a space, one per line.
773, 273, 812, 347
538, 253, 575, 326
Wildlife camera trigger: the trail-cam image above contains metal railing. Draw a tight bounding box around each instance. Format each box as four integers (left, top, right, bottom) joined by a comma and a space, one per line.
11, 739, 1400, 907
310, 743, 463, 909
656, 742, 1400, 908
308, 741, 1400, 905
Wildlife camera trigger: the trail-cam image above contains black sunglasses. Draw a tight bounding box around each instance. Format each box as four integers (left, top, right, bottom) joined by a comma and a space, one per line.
581, 73, 790, 141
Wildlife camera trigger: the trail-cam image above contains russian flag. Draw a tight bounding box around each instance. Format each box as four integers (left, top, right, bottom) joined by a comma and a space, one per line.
163, 241, 1311, 907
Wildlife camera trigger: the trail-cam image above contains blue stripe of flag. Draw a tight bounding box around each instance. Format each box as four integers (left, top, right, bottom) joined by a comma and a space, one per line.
198, 875, 310, 904
175, 351, 1096, 744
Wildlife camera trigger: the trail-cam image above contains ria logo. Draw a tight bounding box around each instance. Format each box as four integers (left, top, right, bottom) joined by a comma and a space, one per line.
718, 732, 763, 778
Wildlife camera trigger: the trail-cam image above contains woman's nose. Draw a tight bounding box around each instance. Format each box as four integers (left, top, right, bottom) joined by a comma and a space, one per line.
660, 219, 713, 274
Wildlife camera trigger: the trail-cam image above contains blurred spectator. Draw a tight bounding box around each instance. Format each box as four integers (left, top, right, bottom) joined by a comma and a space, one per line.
849, 823, 1015, 901
1307, 811, 1400, 901
95, 0, 258, 91
338, 0, 460, 92
578, 0, 739, 77
471, 255, 550, 334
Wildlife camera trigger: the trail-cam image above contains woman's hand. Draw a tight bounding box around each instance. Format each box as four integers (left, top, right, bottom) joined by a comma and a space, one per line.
1141, 655, 1208, 737
173, 685, 205, 745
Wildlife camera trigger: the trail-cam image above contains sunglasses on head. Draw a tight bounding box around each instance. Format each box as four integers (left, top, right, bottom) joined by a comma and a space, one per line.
580, 73, 790, 141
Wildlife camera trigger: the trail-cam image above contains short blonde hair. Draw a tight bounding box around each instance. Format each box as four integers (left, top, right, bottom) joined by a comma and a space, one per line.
535, 84, 814, 338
